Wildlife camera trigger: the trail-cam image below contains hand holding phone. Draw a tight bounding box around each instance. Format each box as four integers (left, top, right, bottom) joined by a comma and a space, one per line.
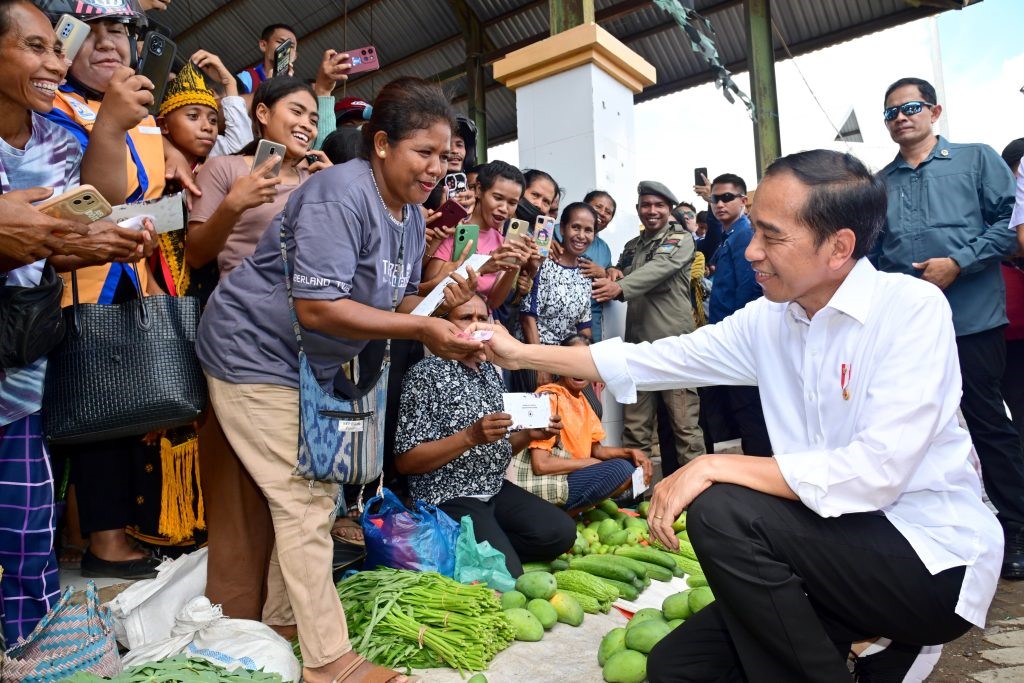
436, 199, 470, 229
37, 185, 112, 224
533, 215, 554, 258
137, 32, 177, 116
345, 45, 380, 75
452, 224, 479, 262
273, 39, 294, 77
251, 139, 286, 177
55, 14, 90, 64
694, 167, 709, 187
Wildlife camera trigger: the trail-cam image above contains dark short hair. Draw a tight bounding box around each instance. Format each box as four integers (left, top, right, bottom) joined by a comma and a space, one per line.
583, 190, 617, 217
261, 23, 295, 41
675, 201, 696, 213
695, 210, 708, 224
884, 77, 937, 105
559, 201, 599, 231
360, 77, 456, 160
523, 169, 559, 197
763, 149, 886, 259
321, 127, 363, 165
561, 334, 591, 347
476, 160, 525, 194
1001, 137, 1024, 171
711, 173, 746, 195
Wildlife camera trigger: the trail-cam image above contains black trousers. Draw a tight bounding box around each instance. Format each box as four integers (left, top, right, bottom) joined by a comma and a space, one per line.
698, 385, 773, 456
957, 326, 1024, 533
647, 485, 971, 683
439, 481, 576, 577
1002, 338, 1024, 447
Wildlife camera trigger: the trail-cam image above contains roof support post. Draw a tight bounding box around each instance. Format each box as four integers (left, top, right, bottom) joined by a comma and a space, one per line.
744, 0, 781, 179
550, 0, 595, 35
466, 10, 488, 163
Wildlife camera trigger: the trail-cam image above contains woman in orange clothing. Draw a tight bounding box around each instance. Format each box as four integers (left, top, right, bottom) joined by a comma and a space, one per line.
517, 335, 652, 512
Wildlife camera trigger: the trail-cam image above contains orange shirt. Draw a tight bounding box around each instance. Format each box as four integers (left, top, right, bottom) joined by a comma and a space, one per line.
529, 383, 605, 459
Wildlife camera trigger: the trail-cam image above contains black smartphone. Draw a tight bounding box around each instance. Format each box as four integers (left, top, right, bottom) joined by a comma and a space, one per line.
273, 39, 294, 77
137, 31, 177, 116
694, 167, 709, 187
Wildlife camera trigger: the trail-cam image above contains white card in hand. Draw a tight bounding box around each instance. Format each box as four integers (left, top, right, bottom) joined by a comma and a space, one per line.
502, 392, 551, 430
631, 466, 648, 498
411, 253, 492, 317
109, 193, 185, 234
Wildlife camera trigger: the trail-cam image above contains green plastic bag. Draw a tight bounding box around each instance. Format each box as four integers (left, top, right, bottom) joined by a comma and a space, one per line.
453, 516, 516, 592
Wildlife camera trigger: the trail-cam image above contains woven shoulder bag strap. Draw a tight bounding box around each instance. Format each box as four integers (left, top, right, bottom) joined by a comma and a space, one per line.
279, 221, 406, 359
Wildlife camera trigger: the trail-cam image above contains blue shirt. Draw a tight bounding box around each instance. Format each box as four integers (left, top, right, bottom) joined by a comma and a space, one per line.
708, 214, 760, 324
874, 136, 1016, 336
235, 63, 267, 95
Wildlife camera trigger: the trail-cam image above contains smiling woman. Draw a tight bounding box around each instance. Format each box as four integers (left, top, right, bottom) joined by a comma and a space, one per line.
186, 77, 325, 276
194, 77, 480, 683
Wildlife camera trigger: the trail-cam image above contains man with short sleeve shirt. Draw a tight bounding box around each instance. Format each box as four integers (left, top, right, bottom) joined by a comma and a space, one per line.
874, 76, 1024, 579
593, 181, 704, 474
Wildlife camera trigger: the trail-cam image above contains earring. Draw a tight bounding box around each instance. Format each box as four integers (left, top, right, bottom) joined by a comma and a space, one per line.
378, 149, 386, 159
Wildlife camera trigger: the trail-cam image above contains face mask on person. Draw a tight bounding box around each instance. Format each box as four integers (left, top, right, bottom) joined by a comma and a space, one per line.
515, 197, 542, 224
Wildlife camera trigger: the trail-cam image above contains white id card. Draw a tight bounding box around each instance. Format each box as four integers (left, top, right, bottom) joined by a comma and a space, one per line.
109, 192, 186, 234
411, 253, 491, 316
502, 392, 551, 430
631, 466, 648, 498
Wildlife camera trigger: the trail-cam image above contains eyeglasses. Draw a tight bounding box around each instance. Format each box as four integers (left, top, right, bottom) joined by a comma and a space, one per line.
883, 101, 933, 122
710, 193, 745, 204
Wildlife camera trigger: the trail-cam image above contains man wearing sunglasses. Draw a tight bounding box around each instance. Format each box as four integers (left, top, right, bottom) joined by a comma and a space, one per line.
874, 76, 1024, 581
701, 174, 773, 460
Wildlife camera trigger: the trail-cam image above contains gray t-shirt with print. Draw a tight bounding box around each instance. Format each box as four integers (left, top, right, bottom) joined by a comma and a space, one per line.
197, 158, 424, 390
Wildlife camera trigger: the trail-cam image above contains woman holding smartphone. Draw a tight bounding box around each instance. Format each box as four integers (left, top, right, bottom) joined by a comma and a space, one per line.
187, 76, 330, 277
424, 159, 534, 309
196, 77, 478, 683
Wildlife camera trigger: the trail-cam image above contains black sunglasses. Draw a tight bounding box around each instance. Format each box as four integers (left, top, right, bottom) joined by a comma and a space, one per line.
883, 101, 933, 122
710, 192, 745, 204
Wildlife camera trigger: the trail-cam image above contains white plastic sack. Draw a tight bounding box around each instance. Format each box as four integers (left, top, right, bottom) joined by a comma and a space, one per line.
106, 547, 208, 650
122, 596, 300, 682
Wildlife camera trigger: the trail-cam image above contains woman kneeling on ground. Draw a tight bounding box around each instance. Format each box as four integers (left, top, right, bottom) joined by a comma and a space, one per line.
513, 336, 652, 514
394, 294, 577, 576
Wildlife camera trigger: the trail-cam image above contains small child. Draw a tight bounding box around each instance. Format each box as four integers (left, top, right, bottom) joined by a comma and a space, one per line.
158, 61, 220, 171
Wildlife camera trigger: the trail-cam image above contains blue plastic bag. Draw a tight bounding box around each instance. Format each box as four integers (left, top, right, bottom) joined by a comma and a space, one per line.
453, 516, 516, 592
361, 488, 460, 576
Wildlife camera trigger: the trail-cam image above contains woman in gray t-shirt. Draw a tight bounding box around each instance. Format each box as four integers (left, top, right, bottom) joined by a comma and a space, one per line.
196, 77, 481, 683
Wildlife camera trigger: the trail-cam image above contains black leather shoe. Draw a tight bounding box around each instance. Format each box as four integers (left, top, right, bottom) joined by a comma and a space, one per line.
80, 551, 160, 580
1002, 528, 1024, 581
852, 641, 922, 683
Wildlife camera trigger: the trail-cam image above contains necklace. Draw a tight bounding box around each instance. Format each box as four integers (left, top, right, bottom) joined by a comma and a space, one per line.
370, 169, 408, 227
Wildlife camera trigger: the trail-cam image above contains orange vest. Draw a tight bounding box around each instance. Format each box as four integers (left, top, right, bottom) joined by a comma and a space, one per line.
51, 90, 164, 304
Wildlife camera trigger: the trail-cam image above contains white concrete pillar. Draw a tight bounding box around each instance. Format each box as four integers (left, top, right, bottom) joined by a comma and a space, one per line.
494, 24, 656, 445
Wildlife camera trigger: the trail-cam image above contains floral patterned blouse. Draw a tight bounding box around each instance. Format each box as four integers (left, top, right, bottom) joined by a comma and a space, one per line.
395, 357, 511, 505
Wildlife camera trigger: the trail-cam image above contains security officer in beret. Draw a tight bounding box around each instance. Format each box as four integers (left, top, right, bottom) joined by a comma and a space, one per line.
594, 181, 705, 473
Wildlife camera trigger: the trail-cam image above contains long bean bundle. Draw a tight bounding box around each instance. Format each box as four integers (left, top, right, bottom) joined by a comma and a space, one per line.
336, 568, 515, 674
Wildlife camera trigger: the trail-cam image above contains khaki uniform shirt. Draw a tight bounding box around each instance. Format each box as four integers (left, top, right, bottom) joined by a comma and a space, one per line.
615, 222, 696, 343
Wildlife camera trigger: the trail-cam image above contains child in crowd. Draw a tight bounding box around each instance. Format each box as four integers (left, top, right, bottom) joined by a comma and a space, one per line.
158, 61, 219, 172
511, 336, 652, 513
190, 49, 254, 158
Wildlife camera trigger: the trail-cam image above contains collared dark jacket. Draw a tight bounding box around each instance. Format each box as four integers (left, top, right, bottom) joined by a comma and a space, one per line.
874, 135, 1016, 336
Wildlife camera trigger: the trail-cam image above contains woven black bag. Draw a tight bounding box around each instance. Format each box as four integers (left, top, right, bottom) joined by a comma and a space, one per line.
0, 263, 65, 369
42, 266, 207, 444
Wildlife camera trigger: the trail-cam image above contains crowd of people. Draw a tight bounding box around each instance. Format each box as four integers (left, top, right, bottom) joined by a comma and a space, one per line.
2, 1, 1024, 682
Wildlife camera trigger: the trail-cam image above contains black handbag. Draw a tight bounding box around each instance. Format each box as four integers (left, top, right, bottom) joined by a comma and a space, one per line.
42, 265, 207, 444
0, 263, 65, 369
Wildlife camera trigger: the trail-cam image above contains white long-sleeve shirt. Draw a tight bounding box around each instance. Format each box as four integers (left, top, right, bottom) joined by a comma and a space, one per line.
592, 258, 1002, 628
209, 95, 254, 158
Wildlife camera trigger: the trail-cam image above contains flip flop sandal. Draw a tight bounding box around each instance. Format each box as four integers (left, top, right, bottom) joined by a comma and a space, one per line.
330, 653, 421, 683
59, 542, 86, 570
330, 517, 365, 547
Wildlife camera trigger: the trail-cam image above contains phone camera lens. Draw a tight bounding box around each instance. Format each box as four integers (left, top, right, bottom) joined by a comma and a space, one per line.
73, 199, 81, 205
152, 37, 164, 56
83, 195, 92, 201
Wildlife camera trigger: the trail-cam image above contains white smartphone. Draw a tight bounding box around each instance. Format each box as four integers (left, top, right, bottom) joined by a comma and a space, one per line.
251, 139, 286, 177
55, 14, 90, 64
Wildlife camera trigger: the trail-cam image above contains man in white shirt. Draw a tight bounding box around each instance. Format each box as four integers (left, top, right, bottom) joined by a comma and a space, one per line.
469, 149, 1002, 682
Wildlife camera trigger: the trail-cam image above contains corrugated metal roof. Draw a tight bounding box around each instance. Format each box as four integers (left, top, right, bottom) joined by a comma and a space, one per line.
155, 0, 958, 144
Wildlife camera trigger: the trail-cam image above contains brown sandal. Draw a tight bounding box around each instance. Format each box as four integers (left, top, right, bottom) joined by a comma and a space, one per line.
329, 653, 420, 683
330, 517, 365, 548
